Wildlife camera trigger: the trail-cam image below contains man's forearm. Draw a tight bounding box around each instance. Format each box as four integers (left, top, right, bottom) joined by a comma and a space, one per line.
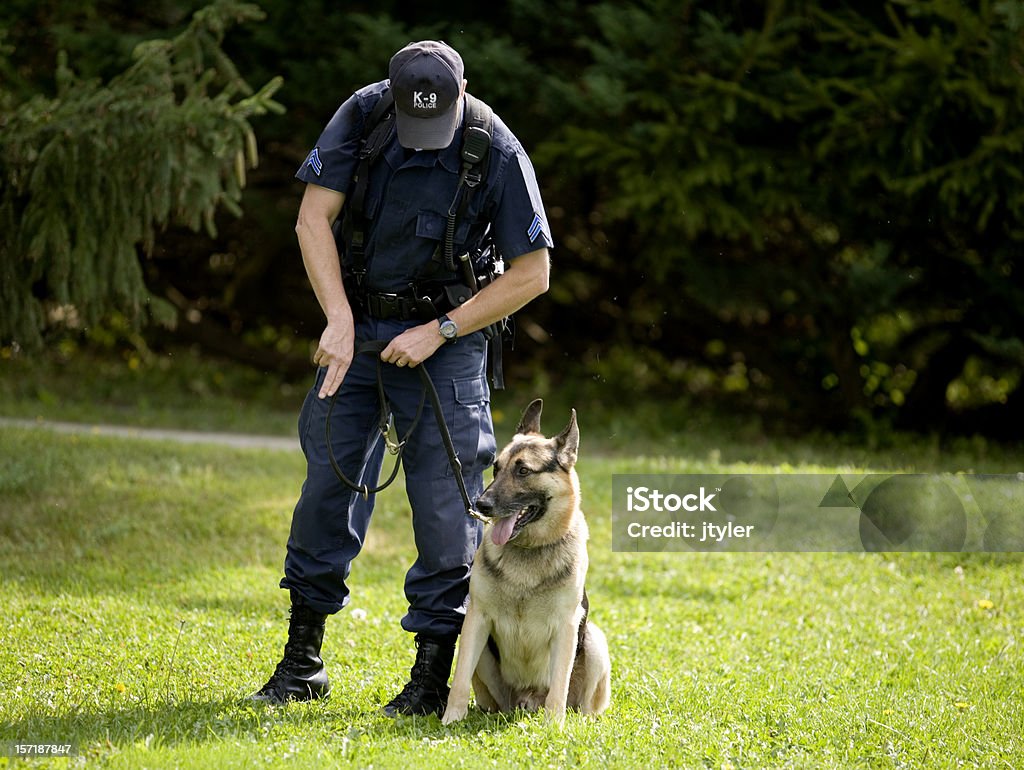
296, 216, 352, 324
448, 248, 550, 336
295, 184, 350, 324
295, 184, 355, 397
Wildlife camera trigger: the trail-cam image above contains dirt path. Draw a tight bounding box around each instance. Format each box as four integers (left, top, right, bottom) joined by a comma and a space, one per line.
0, 417, 297, 452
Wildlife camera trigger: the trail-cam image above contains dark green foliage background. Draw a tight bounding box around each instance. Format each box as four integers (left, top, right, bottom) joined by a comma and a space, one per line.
2, 0, 1022, 437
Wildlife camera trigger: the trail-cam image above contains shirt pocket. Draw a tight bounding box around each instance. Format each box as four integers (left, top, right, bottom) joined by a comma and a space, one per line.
416, 209, 472, 251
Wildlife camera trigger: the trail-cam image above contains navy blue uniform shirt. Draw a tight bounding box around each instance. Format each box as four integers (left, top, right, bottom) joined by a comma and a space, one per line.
296, 80, 553, 294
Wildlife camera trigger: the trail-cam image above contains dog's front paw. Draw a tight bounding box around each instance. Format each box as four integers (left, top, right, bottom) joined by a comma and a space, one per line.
441, 703, 468, 725
543, 703, 566, 728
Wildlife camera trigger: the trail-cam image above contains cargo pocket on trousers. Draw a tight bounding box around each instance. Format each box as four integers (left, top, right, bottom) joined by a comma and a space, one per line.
296, 368, 325, 457
451, 374, 497, 476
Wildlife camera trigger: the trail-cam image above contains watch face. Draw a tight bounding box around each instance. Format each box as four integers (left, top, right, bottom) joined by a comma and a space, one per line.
440, 319, 458, 339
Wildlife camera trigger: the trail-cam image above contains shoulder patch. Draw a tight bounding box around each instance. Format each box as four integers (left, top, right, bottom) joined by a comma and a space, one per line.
527, 212, 543, 243
305, 147, 323, 176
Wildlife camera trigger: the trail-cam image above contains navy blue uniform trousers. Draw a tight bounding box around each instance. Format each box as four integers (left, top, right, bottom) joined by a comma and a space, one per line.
280, 317, 494, 638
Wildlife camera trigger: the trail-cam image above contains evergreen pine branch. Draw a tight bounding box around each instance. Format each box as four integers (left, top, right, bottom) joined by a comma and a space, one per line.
0, 0, 282, 349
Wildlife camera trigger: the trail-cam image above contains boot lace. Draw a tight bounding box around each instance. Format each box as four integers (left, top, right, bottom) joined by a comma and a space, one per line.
385, 638, 450, 714
256, 608, 319, 696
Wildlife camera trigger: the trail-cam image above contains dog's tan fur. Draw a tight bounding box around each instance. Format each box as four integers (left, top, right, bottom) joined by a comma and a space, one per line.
442, 399, 611, 727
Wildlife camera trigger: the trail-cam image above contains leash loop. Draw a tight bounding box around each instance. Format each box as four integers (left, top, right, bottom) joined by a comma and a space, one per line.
324, 339, 487, 522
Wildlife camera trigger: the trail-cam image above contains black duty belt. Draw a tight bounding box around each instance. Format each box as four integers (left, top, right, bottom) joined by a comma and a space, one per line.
346, 287, 453, 322
361, 292, 442, 321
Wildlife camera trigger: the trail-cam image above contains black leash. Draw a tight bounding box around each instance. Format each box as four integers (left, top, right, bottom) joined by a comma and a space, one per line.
324, 340, 488, 523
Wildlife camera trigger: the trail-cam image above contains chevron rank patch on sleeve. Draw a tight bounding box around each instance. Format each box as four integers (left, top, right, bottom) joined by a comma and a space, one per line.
527, 212, 543, 243
305, 147, 323, 176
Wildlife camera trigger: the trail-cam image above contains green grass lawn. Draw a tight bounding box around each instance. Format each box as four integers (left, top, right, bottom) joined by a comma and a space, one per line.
1, 414, 1022, 768
2, 350, 1023, 767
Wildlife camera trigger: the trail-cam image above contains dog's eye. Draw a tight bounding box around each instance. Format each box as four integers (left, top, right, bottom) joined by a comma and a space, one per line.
516, 465, 532, 477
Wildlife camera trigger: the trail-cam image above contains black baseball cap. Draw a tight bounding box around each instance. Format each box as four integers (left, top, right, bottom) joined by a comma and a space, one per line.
389, 41, 464, 150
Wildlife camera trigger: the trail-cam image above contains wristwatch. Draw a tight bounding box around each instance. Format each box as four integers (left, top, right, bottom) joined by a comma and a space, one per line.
438, 314, 458, 343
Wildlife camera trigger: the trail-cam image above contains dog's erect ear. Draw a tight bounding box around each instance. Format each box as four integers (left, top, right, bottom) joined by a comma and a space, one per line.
516, 398, 544, 435
555, 408, 579, 468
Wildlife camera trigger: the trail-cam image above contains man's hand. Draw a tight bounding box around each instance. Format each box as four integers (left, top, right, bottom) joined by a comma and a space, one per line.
313, 316, 355, 398
380, 321, 445, 369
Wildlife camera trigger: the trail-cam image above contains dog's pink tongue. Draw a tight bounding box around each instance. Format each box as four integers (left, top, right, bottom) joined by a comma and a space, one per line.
490, 516, 516, 546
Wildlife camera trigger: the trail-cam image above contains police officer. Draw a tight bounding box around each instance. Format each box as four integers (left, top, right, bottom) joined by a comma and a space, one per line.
251, 40, 552, 716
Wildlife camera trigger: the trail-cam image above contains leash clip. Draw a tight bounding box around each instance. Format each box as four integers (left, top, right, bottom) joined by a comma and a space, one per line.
382, 413, 403, 455
466, 507, 491, 523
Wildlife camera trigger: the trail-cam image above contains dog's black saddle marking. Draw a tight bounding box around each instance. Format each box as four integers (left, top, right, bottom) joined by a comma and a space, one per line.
578, 586, 589, 656
486, 587, 589, 663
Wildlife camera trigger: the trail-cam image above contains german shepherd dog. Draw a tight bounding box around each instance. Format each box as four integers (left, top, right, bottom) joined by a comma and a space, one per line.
442, 399, 611, 727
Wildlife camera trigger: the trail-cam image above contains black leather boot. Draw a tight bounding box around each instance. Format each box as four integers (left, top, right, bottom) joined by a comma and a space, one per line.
250, 603, 330, 704
382, 633, 456, 717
